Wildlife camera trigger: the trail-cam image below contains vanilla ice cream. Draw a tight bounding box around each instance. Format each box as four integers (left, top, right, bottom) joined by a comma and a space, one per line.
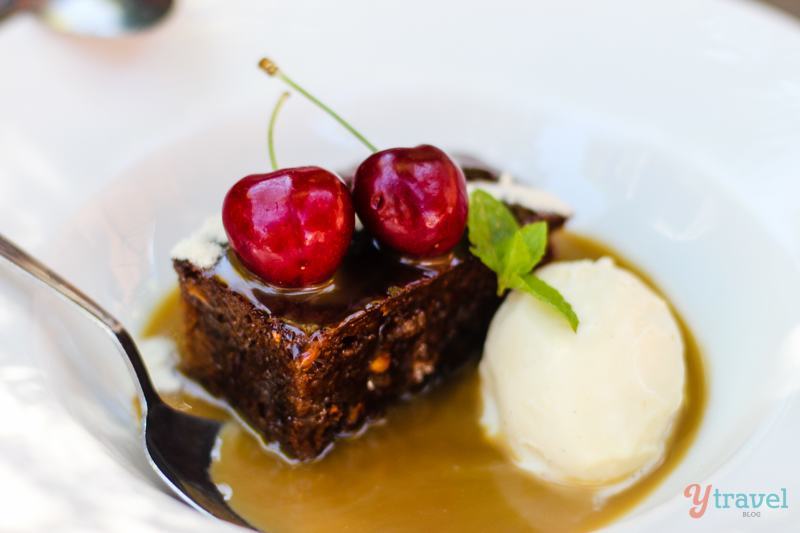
480, 257, 685, 486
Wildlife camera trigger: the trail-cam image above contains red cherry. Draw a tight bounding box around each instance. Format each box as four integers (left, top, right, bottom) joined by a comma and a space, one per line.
352, 145, 468, 257
222, 167, 354, 287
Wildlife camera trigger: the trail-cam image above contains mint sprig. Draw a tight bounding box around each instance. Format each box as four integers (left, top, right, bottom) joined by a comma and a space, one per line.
467, 189, 579, 331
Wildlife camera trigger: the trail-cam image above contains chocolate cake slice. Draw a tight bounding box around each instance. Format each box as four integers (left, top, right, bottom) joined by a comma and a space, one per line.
172, 176, 569, 460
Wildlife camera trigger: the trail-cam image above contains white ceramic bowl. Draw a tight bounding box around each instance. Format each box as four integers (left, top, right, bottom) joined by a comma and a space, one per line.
2, 0, 800, 530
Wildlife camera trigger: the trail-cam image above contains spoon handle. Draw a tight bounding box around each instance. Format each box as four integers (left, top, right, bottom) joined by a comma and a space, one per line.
0, 233, 160, 407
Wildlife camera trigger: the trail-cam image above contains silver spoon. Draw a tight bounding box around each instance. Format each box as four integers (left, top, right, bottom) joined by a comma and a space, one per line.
0, 234, 252, 530
0, 0, 172, 37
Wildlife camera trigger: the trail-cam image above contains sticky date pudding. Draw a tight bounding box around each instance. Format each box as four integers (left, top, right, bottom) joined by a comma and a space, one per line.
172, 172, 567, 460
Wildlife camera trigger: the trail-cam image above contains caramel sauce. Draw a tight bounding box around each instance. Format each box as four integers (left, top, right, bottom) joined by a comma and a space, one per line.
143, 232, 706, 532
211, 231, 465, 332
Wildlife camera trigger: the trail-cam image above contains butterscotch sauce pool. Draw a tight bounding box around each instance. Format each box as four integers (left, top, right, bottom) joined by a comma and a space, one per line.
143, 232, 706, 532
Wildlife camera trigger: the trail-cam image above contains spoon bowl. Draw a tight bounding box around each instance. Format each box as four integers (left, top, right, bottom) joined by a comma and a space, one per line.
0, 234, 251, 530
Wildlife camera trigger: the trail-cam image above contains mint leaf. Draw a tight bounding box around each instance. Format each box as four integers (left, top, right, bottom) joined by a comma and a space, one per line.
467, 189, 580, 332
497, 221, 546, 294
518, 221, 547, 268
497, 231, 531, 293
468, 189, 519, 274
511, 273, 579, 332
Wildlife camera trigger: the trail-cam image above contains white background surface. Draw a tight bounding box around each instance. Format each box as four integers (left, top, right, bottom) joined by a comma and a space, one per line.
1, 0, 800, 531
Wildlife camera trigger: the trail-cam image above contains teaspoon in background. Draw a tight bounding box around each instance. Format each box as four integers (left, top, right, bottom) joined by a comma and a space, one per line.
0, 0, 172, 37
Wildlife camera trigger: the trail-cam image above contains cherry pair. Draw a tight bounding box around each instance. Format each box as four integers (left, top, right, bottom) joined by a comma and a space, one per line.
222, 60, 468, 288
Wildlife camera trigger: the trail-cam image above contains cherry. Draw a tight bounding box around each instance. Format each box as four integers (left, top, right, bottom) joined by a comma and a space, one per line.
222, 90, 354, 288
222, 167, 354, 287
352, 145, 467, 257
258, 59, 470, 258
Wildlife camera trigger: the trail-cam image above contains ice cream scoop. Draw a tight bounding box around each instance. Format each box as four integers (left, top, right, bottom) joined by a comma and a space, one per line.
480, 257, 685, 486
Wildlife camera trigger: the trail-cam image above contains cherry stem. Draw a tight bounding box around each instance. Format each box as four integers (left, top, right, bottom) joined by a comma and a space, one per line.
259, 58, 378, 154
268, 91, 290, 171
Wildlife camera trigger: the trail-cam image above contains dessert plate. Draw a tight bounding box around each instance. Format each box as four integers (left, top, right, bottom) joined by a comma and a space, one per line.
1, 0, 799, 531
